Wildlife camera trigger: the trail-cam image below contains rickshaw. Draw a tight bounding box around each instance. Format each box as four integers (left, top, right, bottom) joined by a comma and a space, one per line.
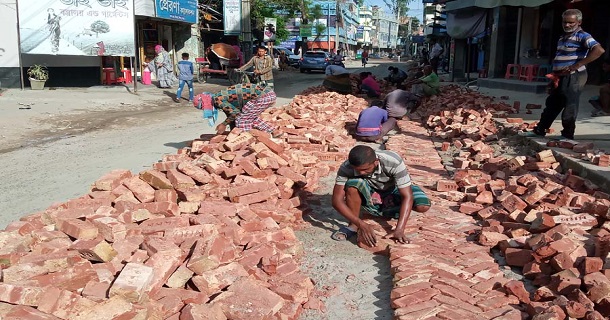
196, 43, 242, 84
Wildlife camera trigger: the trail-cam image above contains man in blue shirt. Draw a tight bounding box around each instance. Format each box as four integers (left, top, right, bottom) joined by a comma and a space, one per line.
175, 52, 195, 102
355, 100, 396, 143
521, 9, 604, 140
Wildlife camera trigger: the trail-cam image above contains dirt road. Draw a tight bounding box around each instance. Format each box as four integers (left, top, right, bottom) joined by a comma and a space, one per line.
0, 61, 394, 318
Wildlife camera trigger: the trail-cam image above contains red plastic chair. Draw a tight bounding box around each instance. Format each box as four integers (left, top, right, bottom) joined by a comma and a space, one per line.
519, 64, 539, 82
102, 68, 116, 85
504, 64, 520, 80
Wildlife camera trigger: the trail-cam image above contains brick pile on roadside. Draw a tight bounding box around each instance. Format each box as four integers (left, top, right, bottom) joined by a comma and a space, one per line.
0, 90, 368, 320
404, 85, 610, 318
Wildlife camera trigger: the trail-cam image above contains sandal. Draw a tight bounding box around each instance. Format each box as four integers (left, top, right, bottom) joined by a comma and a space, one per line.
331, 226, 357, 241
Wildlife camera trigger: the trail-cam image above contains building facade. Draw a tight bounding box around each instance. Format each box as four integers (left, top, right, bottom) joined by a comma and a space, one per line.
0, 0, 200, 89
444, 0, 610, 83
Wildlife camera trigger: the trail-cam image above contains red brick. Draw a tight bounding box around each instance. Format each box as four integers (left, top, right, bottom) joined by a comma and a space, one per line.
93, 169, 132, 191
167, 169, 196, 189
140, 170, 173, 189
0, 283, 45, 306
436, 180, 459, 192
3, 305, 61, 320
459, 202, 484, 214
504, 248, 534, 267
82, 281, 111, 301
177, 162, 213, 184
191, 262, 248, 295
582, 257, 603, 274
144, 248, 183, 297
37, 286, 98, 319
122, 176, 156, 203
57, 219, 98, 240
212, 278, 284, 319
276, 167, 307, 185
71, 238, 117, 262
109, 263, 155, 303
232, 189, 274, 205
227, 181, 271, 199
154, 189, 178, 203
503, 280, 530, 303
500, 194, 528, 212
139, 216, 189, 234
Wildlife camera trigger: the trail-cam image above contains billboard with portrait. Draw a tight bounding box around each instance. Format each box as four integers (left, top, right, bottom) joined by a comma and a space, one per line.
18, 0, 135, 57
263, 18, 277, 42
0, 0, 20, 67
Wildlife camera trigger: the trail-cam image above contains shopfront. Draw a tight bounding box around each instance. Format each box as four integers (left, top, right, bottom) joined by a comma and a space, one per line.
134, 0, 199, 79
0, 0, 20, 88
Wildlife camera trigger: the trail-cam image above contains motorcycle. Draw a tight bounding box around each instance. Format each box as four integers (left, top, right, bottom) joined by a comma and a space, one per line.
332, 60, 345, 68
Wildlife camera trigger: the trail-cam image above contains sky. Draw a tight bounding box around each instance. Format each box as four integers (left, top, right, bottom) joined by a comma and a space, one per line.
364, 0, 424, 19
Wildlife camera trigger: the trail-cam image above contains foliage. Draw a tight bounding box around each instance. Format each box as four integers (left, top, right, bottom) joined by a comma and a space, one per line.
410, 16, 420, 32
27, 65, 49, 81
90, 20, 110, 37
251, 3, 290, 42
382, 0, 411, 17
251, 0, 324, 45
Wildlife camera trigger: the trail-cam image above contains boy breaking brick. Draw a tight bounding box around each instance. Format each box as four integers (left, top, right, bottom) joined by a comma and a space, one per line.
330, 145, 431, 246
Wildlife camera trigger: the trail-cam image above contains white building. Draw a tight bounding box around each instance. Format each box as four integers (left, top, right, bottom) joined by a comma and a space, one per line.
357, 6, 373, 47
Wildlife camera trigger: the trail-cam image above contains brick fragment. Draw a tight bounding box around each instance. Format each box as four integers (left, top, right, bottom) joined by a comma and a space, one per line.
71, 238, 117, 262
140, 170, 173, 189
167, 169, 196, 189
123, 176, 156, 203
93, 169, 132, 191
0, 283, 44, 306
57, 219, 98, 240
37, 286, 98, 319
109, 263, 154, 303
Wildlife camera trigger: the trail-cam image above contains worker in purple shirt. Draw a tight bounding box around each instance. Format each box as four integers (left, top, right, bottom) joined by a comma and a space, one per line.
355, 100, 396, 143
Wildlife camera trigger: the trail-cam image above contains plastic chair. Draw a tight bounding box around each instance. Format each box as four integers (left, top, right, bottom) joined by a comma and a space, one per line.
535, 64, 553, 81
122, 69, 133, 84
478, 68, 488, 78
102, 68, 116, 85
519, 64, 538, 82
504, 64, 520, 80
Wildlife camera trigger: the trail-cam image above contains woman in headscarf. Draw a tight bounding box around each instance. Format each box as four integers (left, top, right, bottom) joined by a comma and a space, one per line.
147, 45, 177, 88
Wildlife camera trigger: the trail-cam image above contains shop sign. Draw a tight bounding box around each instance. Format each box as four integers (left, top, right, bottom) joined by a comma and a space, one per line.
18, 0, 136, 57
0, 0, 20, 67
300, 24, 312, 37
223, 0, 240, 35
155, 0, 197, 24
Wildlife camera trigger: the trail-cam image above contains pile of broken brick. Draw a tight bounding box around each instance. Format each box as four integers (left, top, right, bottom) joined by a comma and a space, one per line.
0, 91, 368, 319
1, 79, 609, 319
408, 85, 609, 318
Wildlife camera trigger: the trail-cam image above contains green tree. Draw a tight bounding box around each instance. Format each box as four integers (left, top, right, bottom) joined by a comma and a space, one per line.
410, 16, 420, 34
383, 0, 411, 18
90, 20, 110, 38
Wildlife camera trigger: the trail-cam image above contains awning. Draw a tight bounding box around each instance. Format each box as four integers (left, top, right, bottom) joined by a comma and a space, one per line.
446, 0, 553, 11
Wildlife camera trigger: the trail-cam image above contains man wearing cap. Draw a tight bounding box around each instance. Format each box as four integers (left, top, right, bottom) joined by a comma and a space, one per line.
194, 83, 280, 136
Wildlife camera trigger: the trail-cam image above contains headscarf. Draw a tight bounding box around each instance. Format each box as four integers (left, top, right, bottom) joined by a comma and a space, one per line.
154, 45, 164, 53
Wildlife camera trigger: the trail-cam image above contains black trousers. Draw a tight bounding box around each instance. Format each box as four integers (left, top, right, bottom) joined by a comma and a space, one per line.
534, 70, 587, 139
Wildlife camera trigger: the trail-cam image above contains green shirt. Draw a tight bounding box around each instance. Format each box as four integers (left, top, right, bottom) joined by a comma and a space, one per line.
420, 72, 440, 89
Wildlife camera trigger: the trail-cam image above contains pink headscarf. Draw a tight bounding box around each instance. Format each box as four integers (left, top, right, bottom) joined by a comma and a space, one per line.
154, 45, 164, 53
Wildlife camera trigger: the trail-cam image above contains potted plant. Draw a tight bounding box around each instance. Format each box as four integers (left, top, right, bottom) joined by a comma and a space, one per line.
27, 65, 49, 90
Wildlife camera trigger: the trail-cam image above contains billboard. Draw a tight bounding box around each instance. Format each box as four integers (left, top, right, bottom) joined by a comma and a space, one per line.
0, 0, 20, 67
223, 0, 240, 35
18, 0, 135, 57
263, 18, 277, 42
155, 0, 197, 24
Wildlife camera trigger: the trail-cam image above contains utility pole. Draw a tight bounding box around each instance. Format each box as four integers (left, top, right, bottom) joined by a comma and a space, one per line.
241, 0, 253, 62
335, 1, 340, 54
327, 2, 331, 53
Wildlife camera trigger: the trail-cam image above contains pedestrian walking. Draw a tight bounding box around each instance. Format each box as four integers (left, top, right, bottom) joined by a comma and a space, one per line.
520, 9, 605, 140
362, 49, 369, 67
175, 52, 194, 102
147, 45, 178, 88
429, 41, 443, 74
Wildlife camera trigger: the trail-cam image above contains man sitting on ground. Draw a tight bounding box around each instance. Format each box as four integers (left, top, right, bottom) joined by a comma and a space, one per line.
359, 72, 381, 98
330, 145, 431, 245
325, 64, 349, 76
383, 84, 421, 119
355, 100, 396, 143
405, 65, 440, 96
385, 66, 408, 85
